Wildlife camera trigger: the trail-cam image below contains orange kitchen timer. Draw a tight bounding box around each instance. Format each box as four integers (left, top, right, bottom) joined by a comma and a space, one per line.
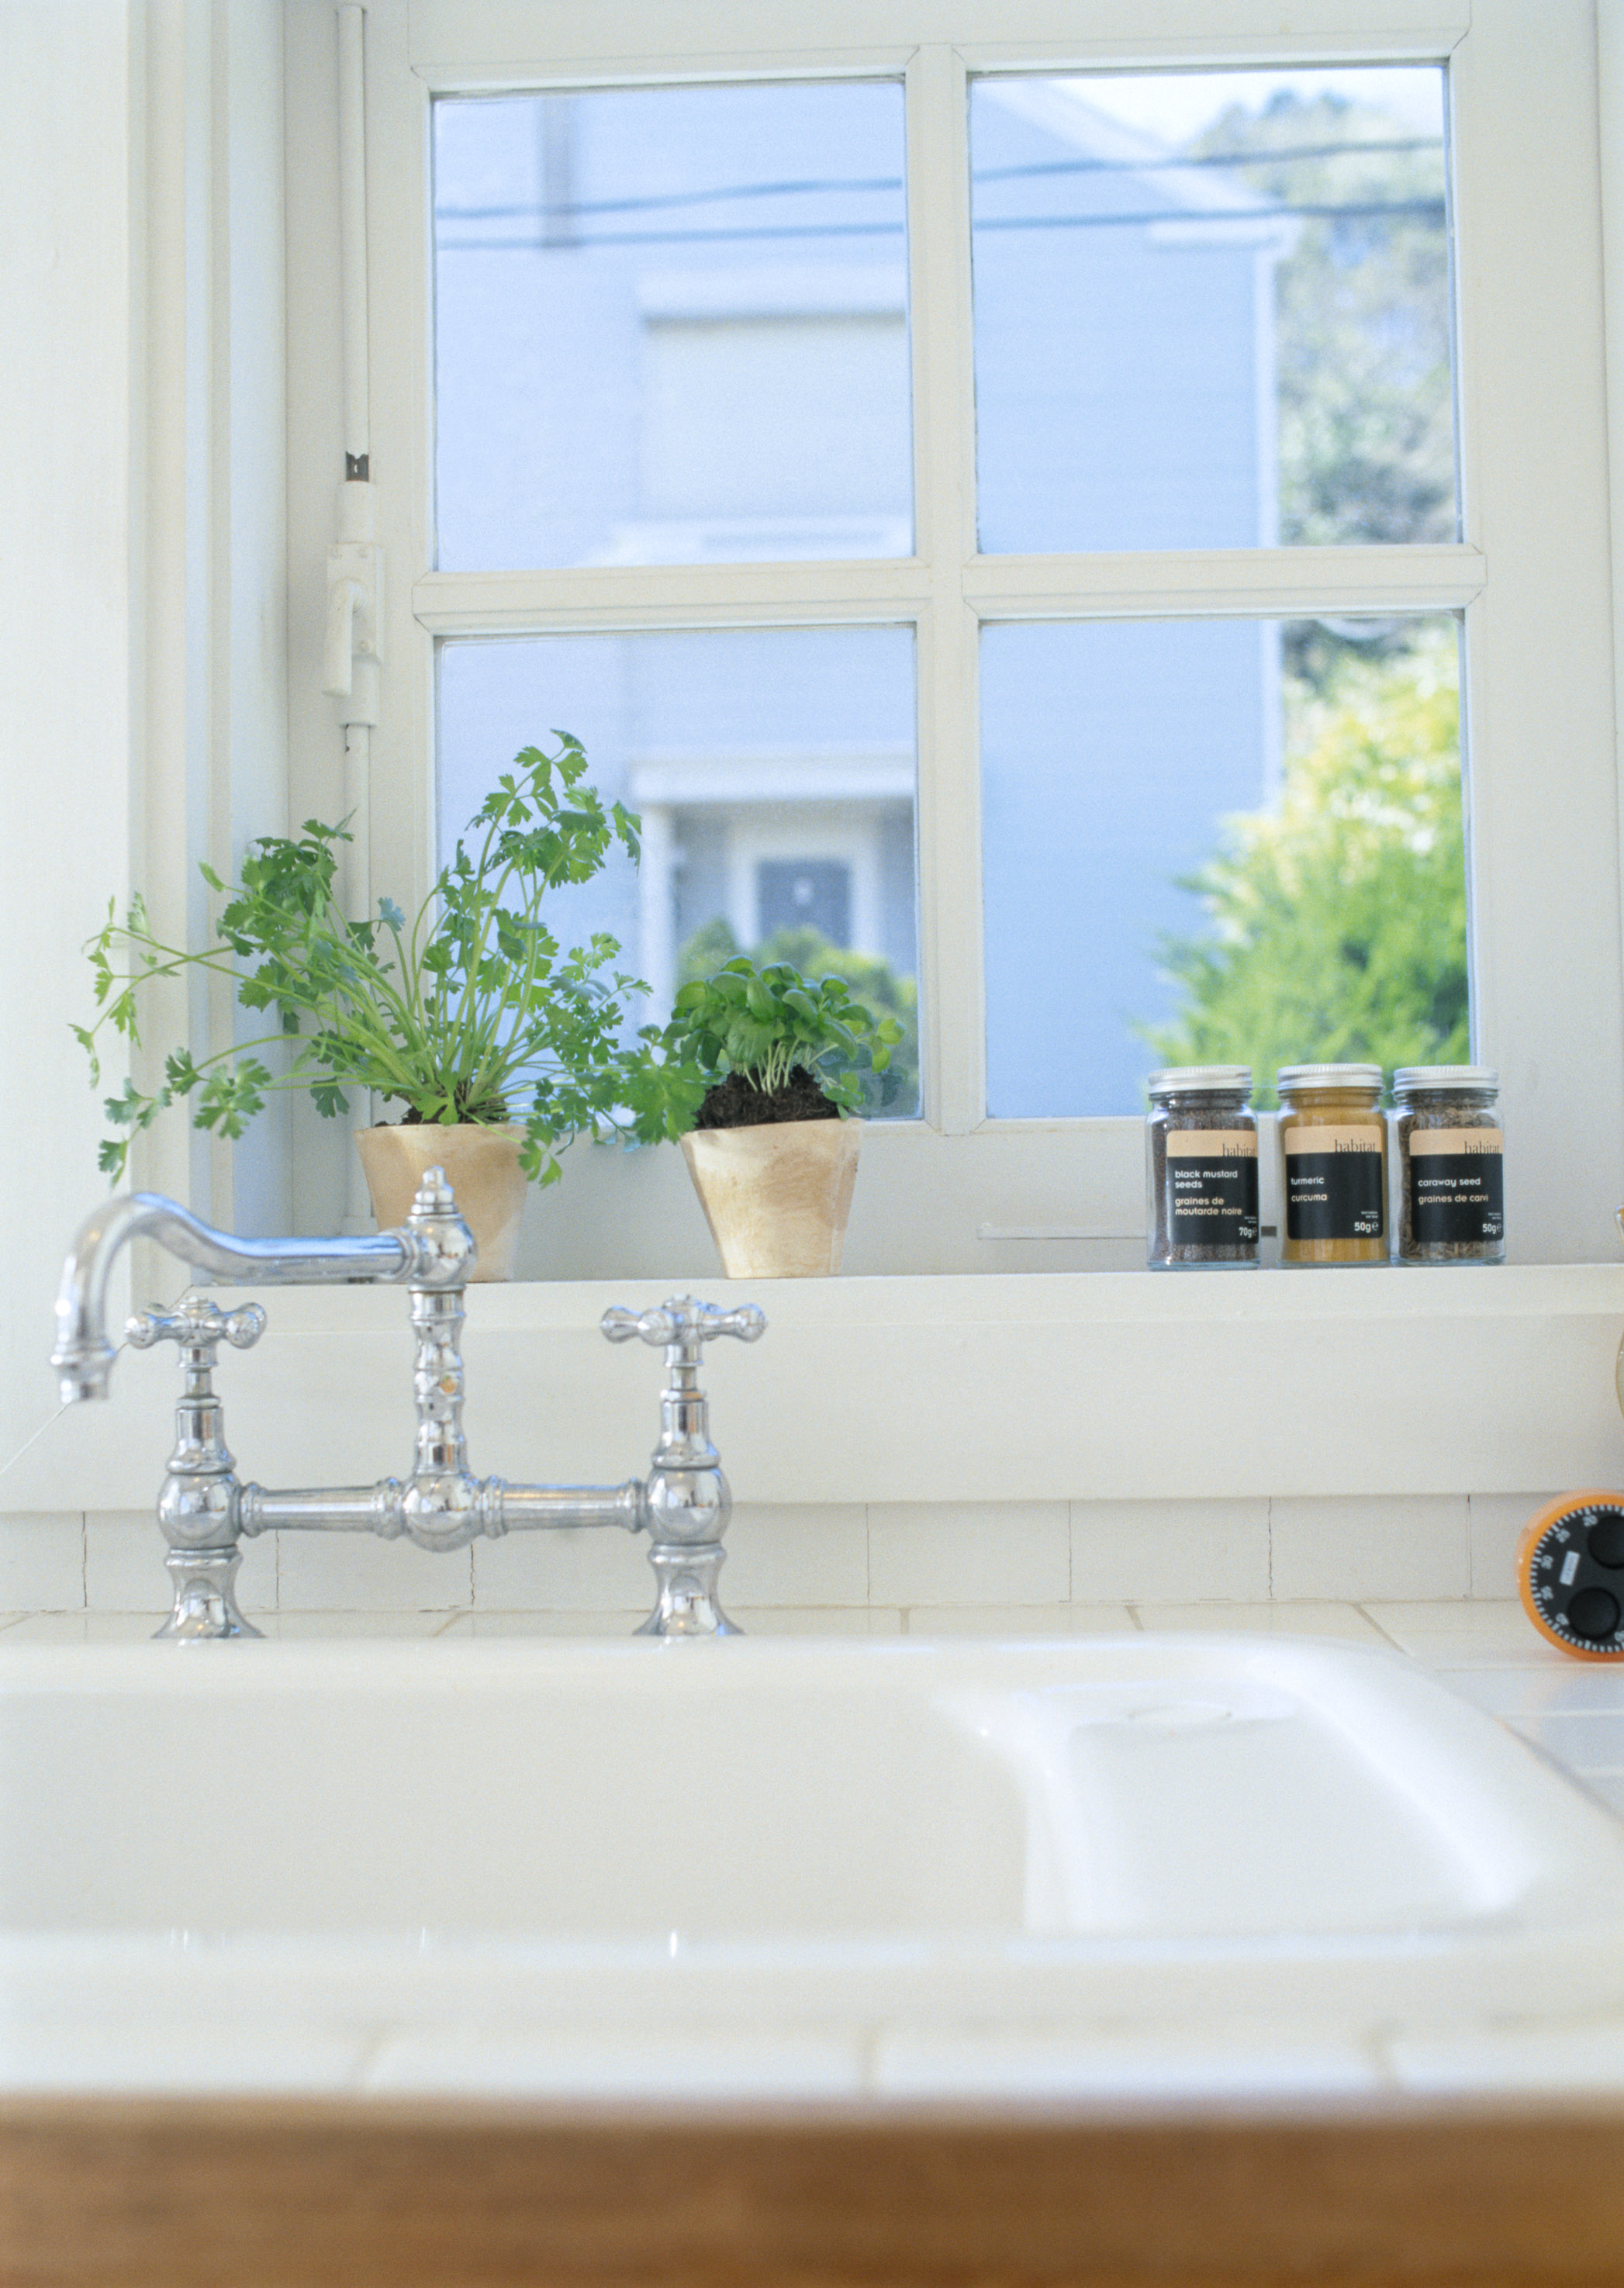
1517, 1491, 1624, 1658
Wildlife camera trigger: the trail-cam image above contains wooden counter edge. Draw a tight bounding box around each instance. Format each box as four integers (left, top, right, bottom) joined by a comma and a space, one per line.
5, 2095, 1624, 2286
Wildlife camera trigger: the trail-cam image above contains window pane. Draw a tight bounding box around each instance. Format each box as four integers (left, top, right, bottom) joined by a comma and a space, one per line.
438, 627, 920, 1116
981, 615, 1464, 1116
971, 67, 1456, 552
434, 85, 911, 570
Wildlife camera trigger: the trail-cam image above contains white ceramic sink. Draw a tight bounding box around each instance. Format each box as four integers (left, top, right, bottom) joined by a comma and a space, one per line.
5, 1634, 1624, 2097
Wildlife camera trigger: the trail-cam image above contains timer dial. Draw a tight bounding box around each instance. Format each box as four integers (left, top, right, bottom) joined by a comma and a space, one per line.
1516, 1491, 1624, 1660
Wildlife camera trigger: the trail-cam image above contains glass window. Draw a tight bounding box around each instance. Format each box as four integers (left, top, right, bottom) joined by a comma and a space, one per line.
971, 67, 1455, 553
428, 61, 1470, 1146
437, 626, 921, 1115
344, 2, 1621, 1266
981, 613, 1463, 1115
434, 82, 912, 569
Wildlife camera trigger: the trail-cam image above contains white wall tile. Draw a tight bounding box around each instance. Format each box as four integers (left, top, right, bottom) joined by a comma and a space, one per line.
867, 1502, 1069, 1607
722, 1504, 868, 1606
1070, 1498, 1270, 1603
85, 1510, 154, 1609
1270, 1495, 1469, 1602
88, 1510, 278, 1618
472, 1524, 650, 1611
54, 1488, 1564, 1626
85, 1509, 172, 1614
0, 1513, 82, 1610
276, 1529, 471, 1612
1469, 1491, 1558, 1598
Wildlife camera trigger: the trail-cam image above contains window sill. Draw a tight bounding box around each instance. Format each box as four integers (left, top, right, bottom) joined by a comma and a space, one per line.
26, 1263, 1624, 1516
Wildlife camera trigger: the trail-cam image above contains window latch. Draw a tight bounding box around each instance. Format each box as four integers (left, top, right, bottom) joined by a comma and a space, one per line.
323, 479, 383, 722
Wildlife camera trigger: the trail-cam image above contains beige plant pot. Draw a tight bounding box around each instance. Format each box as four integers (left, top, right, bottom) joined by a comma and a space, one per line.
354, 1123, 529, 1282
680, 1118, 862, 1278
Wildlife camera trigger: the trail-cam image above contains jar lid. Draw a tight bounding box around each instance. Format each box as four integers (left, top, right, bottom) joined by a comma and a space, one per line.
1393, 1064, 1498, 1093
1146, 1065, 1252, 1097
1276, 1062, 1384, 1091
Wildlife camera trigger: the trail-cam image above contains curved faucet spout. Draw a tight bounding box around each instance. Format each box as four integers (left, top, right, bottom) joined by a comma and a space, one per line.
51, 1187, 468, 1405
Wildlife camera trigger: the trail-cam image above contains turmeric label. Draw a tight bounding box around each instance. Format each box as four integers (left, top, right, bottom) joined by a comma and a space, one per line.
1282, 1127, 1384, 1244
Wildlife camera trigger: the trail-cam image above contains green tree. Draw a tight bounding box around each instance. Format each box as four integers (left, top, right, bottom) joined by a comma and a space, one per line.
1190, 88, 1454, 566
677, 917, 919, 1115
1149, 631, 1466, 1101
1145, 94, 1464, 1091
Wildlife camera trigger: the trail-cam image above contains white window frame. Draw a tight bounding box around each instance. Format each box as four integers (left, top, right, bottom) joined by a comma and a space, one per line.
281, 0, 1623, 1271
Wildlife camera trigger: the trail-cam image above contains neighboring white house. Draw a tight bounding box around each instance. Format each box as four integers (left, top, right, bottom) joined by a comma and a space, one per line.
432, 78, 1291, 1115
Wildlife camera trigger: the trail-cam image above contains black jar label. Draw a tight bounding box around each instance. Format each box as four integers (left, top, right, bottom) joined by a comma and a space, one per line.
1409, 1128, 1504, 1244
1164, 1130, 1259, 1243
1284, 1127, 1384, 1242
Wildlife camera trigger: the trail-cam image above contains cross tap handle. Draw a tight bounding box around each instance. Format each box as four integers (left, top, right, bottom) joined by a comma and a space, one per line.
601, 1295, 766, 1368
126, 1294, 268, 1358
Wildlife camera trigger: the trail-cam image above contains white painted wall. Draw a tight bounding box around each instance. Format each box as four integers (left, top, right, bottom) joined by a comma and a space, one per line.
0, 0, 289, 1504
0, 0, 140, 1486
1601, 0, 1624, 1007
12, 1266, 1624, 1516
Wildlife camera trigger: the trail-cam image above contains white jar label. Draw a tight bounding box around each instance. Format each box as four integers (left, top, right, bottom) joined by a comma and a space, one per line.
1164, 1130, 1258, 1158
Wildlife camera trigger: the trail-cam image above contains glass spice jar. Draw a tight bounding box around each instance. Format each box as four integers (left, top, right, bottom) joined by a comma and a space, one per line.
1145, 1066, 1260, 1270
1277, 1063, 1387, 1267
1393, 1066, 1505, 1263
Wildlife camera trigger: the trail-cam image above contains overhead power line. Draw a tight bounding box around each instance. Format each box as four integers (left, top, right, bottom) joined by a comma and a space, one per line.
434, 137, 1444, 226
439, 199, 1445, 254
437, 175, 904, 223
976, 137, 1443, 183
976, 197, 1445, 229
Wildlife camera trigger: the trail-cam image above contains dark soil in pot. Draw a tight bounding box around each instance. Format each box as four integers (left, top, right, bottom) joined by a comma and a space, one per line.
695, 1066, 839, 1130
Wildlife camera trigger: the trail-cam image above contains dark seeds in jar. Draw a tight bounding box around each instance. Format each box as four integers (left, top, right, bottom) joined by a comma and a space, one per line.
1145, 1070, 1259, 1269
1394, 1067, 1504, 1264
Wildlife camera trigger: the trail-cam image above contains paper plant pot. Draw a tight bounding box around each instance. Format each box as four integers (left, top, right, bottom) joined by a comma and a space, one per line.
680, 1118, 862, 1278
354, 1123, 528, 1282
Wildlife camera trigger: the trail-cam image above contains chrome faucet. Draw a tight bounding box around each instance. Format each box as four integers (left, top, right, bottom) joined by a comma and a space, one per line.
51, 1168, 765, 1640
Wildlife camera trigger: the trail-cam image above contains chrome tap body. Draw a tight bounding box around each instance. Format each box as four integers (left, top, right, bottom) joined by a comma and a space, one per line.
603, 1298, 771, 1636
52, 1169, 765, 1640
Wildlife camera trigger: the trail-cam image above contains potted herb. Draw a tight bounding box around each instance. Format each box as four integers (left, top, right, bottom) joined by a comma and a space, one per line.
661, 957, 903, 1277
77, 735, 700, 1277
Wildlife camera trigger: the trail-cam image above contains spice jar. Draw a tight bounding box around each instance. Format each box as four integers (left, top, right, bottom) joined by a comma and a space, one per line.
1277, 1063, 1387, 1266
1393, 1066, 1504, 1263
1145, 1066, 1260, 1270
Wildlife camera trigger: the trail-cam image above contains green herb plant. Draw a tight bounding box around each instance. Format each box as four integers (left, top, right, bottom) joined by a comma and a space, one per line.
662, 956, 904, 1116
79, 734, 703, 1185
